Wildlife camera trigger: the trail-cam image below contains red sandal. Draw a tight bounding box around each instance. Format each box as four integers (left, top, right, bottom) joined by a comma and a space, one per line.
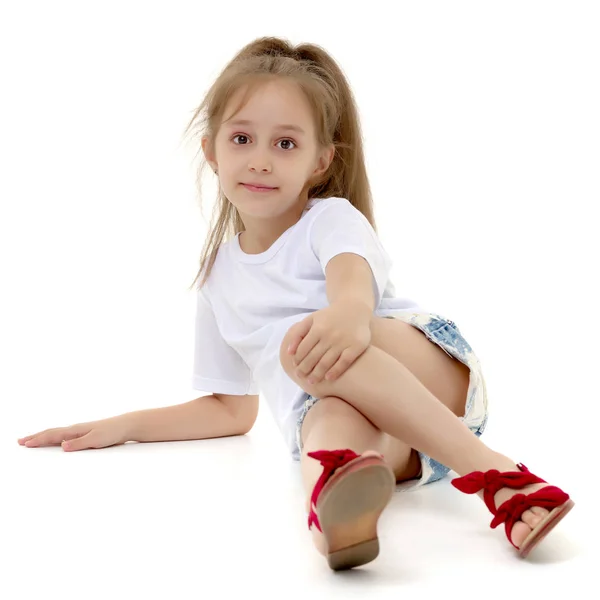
451, 463, 575, 558
307, 448, 395, 571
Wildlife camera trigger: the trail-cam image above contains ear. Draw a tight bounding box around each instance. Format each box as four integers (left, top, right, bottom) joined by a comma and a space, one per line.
325, 143, 335, 168
313, 144, 335, 177
201, 136, 218, 173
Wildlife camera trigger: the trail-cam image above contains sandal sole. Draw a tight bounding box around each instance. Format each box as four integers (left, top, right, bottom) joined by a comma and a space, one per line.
315, 455, 395, 571
518, 498, 575, 558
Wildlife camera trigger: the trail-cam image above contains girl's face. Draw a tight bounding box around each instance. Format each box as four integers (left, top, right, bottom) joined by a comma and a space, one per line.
206, 79, 333, 218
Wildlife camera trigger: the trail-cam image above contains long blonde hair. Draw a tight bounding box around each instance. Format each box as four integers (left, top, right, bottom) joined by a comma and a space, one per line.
183, 36, 377, 291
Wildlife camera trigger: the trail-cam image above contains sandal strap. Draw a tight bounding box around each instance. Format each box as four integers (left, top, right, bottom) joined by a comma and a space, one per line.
451, 463, 547, 514
306, 449, 361, 532
490, 486, 571, 548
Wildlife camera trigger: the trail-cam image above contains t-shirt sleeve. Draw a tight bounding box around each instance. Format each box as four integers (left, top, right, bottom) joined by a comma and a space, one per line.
309, 199, 393, 308
191, 288, 259, 395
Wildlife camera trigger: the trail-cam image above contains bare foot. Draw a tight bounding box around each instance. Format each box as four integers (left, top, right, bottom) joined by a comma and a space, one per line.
477, 461, 551, 548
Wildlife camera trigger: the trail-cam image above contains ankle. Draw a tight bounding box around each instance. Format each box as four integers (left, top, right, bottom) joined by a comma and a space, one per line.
455, 450, 517, 477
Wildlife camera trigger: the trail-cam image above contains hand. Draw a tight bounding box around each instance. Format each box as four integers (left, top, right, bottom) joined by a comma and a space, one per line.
17, 415, 134, 452
286, 301, 372, 384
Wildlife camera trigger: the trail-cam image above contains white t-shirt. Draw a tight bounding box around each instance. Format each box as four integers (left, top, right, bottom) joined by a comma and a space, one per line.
191, 196, 428, 460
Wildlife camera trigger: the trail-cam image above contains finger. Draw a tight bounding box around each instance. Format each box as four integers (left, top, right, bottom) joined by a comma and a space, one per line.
22, 428, 60, 447
18, 428, 51, 444
294, 332, 320, 370
62, 432, 97, 452
307, 348, 341, 383
24, 436, 60, 447
25, 427, 85, 448
324, 346, 363, 381
287, 317, 312, 356
18, 434, 40, 444
296, 340, 328, 375
287, 337, 298, 355
287, 332, 305, 356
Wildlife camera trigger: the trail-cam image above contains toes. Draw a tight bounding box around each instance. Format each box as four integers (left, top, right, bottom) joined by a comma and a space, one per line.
510, 521, 531, 548
512, 507, 550, 547
530, 506, 549, 518
520, 507, 548, 529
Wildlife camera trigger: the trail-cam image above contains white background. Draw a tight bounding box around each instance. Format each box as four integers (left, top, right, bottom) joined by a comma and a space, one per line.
2, 1, 598, 597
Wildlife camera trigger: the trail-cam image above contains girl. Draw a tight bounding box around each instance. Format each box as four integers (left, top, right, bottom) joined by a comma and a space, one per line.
18, 36, 573, 571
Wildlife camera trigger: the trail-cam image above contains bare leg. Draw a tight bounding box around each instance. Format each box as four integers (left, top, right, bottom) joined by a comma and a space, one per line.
299, 395, 420, 555
290, 345, 498, 475
283, 344, 550, 547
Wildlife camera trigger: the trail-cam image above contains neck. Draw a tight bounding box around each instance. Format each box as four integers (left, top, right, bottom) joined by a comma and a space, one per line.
238, 198, 313, 254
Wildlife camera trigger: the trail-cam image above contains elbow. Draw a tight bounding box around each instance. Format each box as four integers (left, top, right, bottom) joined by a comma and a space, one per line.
236, 422, 255, 436
235, 411, 258, 435
217, 393, 259, 435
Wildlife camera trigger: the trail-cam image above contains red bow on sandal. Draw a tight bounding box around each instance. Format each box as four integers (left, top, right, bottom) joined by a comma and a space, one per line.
306, 448, 395, 571
451, 463, 574, 558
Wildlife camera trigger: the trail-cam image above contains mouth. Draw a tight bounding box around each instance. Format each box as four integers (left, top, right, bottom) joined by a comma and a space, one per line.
241, 183, 278, 192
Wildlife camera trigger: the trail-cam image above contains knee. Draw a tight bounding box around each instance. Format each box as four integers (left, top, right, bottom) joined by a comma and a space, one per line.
308, 395, 356, 419
279, 325, 335, 398
279, 323, 368, 398
299, 395, 355, 441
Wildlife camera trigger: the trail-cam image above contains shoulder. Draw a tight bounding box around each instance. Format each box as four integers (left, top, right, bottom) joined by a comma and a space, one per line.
309, 196, 350, 211
308, 196, 371, 230
306, 196, 359, 221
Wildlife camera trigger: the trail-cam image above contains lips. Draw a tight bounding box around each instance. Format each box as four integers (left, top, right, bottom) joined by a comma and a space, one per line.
242, 183, 276, 189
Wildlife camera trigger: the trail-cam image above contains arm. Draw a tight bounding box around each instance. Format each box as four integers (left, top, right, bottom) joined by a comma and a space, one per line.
284, 252, 376, 383
325, 252, 376, 319
18, 393, 259, 451
125, 393, 259, 443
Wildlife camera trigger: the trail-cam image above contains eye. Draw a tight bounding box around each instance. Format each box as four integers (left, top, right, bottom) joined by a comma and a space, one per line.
231, 134, 250, 145
277, 139, 296, 151
231, 134, 296, 151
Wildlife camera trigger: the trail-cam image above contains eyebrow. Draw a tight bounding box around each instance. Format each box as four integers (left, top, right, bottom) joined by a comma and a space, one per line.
226, 119, 306, 135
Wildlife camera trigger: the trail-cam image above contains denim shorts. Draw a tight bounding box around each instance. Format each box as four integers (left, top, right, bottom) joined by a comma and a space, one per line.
294, 311, 489, 492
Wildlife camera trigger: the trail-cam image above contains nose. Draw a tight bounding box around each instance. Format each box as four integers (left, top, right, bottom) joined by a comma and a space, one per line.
249, 163, 271, 173
248, 147, 272, 173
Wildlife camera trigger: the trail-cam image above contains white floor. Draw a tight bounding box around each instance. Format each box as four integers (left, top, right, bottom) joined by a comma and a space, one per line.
6, 388, 593, 599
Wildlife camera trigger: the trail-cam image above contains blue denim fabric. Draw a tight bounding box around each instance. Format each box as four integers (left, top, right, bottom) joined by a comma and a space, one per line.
295, 311, 489, 492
